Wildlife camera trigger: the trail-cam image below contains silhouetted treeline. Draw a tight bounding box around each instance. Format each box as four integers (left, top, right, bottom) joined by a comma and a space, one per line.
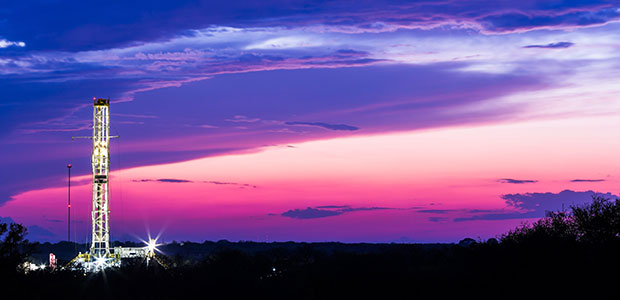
1, 196, 618, 299
31, 240, 450, 265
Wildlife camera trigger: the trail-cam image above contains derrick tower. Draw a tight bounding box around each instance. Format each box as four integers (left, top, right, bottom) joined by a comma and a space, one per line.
68, 97, 163, 271
91, 98, 112, 256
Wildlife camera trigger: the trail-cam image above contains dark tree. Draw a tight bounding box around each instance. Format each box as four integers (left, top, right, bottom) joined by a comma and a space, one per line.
0, 221, 35, 274
500, 195, 619, 245
500, 210, 577, 245
571, 196, 620, 244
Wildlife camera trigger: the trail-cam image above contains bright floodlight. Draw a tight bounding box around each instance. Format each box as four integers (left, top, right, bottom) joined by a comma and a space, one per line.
146, 238, 158, 254
94, 255, 107, 269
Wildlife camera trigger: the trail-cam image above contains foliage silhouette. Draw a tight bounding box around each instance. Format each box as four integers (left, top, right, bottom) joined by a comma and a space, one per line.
501, 195, 619, 245
0, 221, 36, 274
2, 195, 618, 299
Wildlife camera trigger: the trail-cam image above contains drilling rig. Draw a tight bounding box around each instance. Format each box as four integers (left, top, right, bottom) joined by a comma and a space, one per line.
69, 98, 162, 271
91, 97, 112, 258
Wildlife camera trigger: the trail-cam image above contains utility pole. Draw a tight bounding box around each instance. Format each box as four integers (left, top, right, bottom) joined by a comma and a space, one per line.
67, 164, 72, 242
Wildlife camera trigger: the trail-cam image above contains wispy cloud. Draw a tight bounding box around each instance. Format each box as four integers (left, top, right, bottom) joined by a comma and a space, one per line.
498, 178, 538, 184
417, 209, 459, 214
157, 178, 192, 183
133, 178, 257, 188
117, 120, 145, 125
570, 179, 605, 182
133, 178, 192, 183
226, 115, 262, 123
285, 121, 359, 131
280, 205, 393, 219
3, 1, 618, 54
198, 124, 219, 129
281, 207, 343, 219
0, 39, 25, 48
203, 181, 257, 189
115, 113, 159, 119
315, 205, 349, 209
19, 124, 91, 134
454, 190, 620, 222
339, 206, 392, 212
523, 42, 575, 49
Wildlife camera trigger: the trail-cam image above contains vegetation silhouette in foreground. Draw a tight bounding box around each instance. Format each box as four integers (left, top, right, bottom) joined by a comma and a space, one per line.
0, 222, 35, 274
0, 196, 618, 298
501, 196, 620, 245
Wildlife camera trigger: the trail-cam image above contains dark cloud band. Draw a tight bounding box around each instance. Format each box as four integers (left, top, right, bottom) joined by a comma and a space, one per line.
523, 42, 574, 49
498, 178, 538, 184
285, 121, 359, 131
280, 205, 393, 219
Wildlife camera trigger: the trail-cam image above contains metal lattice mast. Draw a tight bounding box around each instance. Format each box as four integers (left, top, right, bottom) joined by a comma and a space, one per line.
91, 98, 111, 257
68, 98, 164, 271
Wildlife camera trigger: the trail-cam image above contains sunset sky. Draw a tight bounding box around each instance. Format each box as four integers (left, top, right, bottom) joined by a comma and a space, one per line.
1, 1, 620, 243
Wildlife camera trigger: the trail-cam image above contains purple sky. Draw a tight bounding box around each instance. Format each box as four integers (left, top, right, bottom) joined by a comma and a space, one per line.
2, 1, 620, 242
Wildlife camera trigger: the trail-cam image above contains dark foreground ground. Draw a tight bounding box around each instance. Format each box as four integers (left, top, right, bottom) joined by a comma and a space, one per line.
2, 197, 619, 299
6, 238, 620, 299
